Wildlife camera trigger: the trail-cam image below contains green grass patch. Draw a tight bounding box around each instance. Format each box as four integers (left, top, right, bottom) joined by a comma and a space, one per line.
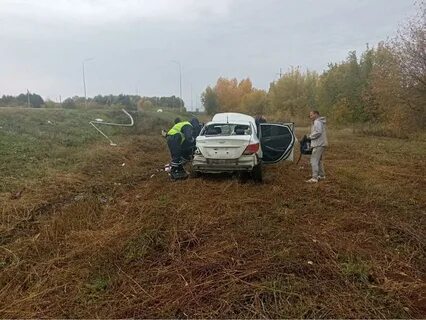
0, 108, 181, 192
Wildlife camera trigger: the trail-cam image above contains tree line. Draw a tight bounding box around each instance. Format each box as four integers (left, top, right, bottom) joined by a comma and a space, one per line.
0, 93, 185, 112
0, 93, 44, 108
62, 94, 184, 111
202, 6, 425, 135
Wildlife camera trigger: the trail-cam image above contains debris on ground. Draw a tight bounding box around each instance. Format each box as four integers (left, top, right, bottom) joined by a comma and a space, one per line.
10, 189, 24, 200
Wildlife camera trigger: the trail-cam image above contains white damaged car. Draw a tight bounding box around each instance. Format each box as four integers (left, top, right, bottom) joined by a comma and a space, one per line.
192, 112, 295, 181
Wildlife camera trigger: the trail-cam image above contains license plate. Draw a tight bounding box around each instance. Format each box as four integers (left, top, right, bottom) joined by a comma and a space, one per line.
208, 159, 232, 165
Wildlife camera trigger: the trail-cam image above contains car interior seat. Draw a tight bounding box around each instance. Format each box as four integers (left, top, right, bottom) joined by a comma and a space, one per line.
234, 126, 246, 135
206, 126, 221, 135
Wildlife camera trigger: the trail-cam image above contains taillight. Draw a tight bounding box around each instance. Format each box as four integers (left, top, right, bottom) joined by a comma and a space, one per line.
243, 143, 259, 155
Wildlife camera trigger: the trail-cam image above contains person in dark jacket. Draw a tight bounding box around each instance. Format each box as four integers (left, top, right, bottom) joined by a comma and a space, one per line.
166, 118, 193, 179
189, 117, 201, 138
255, 114, 267, 137
186, 116, 201, 157
255, 114, 267, 126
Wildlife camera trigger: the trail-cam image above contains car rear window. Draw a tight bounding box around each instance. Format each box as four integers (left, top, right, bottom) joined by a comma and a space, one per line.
201, 123, 252, 136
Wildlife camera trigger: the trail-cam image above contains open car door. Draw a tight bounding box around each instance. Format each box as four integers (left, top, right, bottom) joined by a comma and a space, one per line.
260, 123, 295, 164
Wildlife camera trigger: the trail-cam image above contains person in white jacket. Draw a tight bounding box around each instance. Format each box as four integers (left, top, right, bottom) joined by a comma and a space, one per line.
306, 110, 328, 183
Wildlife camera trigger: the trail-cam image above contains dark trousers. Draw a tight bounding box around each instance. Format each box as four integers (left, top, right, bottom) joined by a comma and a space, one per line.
182, 140, 195, 160
167, 134, 182, 167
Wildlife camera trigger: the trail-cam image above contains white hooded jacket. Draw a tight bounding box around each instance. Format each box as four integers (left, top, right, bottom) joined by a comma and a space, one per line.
309, 117, 328, 147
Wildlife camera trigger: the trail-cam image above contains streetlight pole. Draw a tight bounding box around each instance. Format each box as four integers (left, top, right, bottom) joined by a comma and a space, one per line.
82, 58, 94, 108
26, 89, 30, 108
171, 60, 182, 113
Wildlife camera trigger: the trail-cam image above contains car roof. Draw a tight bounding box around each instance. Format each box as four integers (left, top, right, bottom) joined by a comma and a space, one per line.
210, 112, 255, 125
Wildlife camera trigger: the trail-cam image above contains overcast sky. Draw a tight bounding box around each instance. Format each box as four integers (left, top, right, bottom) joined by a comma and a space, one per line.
0, 0, 417, 109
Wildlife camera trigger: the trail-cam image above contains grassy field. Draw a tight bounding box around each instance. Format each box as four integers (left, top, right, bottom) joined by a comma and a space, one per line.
0, 107, 178, 193
0, 108, 425, 318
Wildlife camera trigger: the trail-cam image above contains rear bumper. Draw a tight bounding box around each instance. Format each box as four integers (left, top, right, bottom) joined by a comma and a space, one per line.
192, 154, 258, 172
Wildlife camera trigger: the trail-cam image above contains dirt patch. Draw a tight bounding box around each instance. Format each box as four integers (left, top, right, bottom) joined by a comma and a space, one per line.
0, 130, 425, 318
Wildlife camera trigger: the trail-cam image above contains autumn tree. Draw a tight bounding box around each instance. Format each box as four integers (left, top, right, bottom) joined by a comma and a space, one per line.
201, 77, 259, 114
214, 77, 254, 112
269, 67, 318, 120
240, 89, 268, 115
199, 4, 424, 134
392, 4, 426, 129
201, 86, 219, 115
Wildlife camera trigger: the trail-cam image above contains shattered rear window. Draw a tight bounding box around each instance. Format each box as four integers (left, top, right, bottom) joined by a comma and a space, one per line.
201, 123, 252, 136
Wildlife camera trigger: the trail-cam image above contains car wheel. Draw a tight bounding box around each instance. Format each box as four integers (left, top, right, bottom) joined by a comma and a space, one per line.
237, 171, 249, 183
252, 164, 263, 183
189, 169, 201, 178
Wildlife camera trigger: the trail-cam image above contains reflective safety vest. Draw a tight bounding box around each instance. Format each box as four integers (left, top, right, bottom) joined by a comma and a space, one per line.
167, 121, 192, 143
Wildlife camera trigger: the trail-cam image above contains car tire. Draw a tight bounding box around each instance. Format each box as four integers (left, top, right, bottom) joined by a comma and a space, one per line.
237, 171, 250, 183
252, 164, 263, 183
189, 170, 201, 178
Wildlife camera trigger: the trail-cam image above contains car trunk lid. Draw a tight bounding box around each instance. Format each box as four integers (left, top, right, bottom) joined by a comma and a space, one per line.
196, 136, 252, 159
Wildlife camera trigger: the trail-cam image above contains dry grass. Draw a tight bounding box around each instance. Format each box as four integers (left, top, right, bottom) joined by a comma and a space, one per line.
0, 124, 425, 318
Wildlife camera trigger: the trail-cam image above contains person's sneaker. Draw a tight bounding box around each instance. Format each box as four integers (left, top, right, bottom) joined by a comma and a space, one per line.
318, 176, 326, 180
306, 178, 318, 183
170, 168, 188, 180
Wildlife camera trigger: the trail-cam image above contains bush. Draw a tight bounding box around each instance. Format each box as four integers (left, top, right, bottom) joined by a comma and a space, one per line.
62, 98, 76, 109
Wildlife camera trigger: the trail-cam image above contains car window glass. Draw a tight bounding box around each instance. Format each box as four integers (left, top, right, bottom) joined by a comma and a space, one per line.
202, 124, 251, 136
261, 125, 289, 138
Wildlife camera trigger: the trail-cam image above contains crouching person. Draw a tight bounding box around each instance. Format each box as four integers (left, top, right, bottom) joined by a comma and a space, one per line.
166, 118, 193, 180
